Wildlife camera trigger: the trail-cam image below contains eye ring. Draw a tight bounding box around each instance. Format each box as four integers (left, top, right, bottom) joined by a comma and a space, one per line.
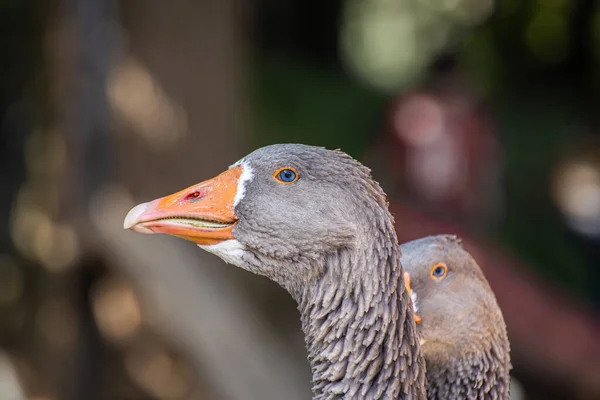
273, 167, 299, 184
430, 263, 447, 280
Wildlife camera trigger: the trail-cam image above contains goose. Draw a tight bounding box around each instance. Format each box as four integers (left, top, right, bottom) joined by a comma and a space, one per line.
401, 235, 511, 400
124, 144, 426, 399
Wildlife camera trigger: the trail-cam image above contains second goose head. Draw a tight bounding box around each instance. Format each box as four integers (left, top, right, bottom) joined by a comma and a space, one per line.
401, 234, 511, 399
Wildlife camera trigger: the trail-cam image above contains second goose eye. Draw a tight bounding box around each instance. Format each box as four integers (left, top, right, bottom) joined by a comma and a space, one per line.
430, 263, 447, 279
274, 167, 298, 184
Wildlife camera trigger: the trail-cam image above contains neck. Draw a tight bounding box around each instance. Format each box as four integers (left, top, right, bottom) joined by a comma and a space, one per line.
425, 340, 511, 400
297, 217, 426, 399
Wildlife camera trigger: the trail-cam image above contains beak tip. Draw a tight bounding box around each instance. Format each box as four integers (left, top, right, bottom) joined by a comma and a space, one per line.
124, 202, 150, 230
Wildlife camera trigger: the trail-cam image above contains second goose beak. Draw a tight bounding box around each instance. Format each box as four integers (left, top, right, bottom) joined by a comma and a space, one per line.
404, 271, 422, 325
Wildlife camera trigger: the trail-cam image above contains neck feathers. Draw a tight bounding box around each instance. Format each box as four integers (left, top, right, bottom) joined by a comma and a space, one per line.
299, 213, 426, 399
425, 335, 511, 400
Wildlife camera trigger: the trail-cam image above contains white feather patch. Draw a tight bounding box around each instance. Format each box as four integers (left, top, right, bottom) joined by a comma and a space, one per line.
199, 239, 247, 266
231, 160, 254, 207
411, 290, 419, 313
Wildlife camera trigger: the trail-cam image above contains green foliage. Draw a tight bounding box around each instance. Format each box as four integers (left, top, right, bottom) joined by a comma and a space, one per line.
493, 86, 590, 298
248, 54, 388, 159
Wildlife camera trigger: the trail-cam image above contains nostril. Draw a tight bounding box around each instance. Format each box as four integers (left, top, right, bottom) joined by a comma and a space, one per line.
185, 191, 204, 202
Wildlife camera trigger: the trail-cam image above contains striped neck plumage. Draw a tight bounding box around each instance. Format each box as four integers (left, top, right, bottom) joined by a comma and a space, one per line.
297, 216, 426, 400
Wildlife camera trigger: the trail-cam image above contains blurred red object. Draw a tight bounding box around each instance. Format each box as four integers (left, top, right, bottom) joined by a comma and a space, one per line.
366, 72, 502, 230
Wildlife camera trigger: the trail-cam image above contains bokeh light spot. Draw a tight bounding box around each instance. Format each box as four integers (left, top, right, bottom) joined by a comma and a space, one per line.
92, 276, 142, 344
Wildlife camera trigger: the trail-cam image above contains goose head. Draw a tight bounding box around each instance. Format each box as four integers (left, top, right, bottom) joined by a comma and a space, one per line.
401, 235, 509, 364
124, 143, 388, 295
401, 235, 511, 398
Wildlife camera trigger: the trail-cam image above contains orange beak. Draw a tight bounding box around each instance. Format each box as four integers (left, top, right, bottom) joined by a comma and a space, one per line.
403, 271, 422, 325
123, 166, 242, 245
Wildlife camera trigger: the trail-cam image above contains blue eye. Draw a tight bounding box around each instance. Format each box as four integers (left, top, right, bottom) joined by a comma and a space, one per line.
274, 168, 298, 184
431, 263, 447, 279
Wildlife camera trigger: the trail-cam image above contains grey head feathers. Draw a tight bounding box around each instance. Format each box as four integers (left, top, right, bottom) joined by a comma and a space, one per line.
401, 234, 511, 400
230, 144, 389, 295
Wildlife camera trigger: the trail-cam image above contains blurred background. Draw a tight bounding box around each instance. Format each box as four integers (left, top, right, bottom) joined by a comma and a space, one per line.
0, 0, 599, 399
